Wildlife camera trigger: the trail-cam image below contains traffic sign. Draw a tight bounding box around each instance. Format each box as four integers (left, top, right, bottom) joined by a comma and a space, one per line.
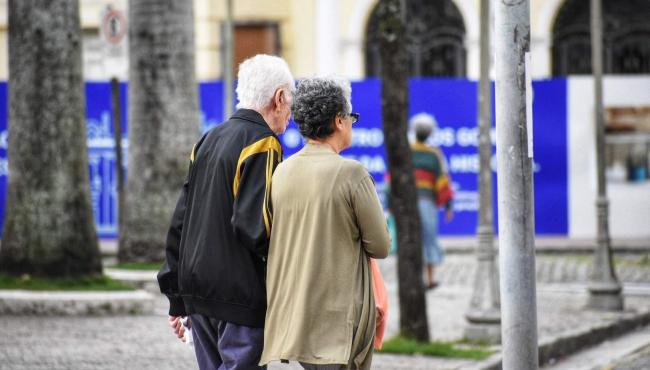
101, 7, 127, 45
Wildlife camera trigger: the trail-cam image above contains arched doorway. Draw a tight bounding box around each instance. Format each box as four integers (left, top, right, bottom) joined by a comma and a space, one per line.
364, 0, 466, 78
552, 0, 650, 75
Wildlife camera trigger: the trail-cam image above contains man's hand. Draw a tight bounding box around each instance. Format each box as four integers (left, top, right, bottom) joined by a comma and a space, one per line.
168, 315, 187, 342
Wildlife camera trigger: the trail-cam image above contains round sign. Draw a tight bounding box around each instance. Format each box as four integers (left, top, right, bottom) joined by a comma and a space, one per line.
102, 9, 127, 45
282, 128, 302, 149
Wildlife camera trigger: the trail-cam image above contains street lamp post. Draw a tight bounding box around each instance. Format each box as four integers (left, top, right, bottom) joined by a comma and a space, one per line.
464, 0, 501, 344
223, 0, 234, 119
587, 0, 624, 311
495, 0, 538, 368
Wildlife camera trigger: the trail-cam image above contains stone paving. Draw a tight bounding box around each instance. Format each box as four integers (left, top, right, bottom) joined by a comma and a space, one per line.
436, 254, 650, 286
376, 256, 650, 351
610, 344, 650, 370
1, 255, 650, 370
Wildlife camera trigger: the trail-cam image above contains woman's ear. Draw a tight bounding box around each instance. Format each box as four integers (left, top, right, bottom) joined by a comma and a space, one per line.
335, 115, 344, 131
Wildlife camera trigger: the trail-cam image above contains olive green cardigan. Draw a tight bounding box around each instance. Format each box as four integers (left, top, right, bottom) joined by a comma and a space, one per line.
260, 143, 391, 369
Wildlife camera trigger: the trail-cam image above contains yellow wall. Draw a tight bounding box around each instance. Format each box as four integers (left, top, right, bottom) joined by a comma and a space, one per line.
0, 0, 309, 80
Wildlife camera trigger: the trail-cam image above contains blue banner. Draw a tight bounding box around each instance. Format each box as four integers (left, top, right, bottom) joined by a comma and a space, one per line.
0, 79, 567, 238
407, 79, 568, 235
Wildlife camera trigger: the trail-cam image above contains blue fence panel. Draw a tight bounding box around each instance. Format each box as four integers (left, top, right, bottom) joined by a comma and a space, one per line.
86, 82, 124, 237
530, 79, 568, 234
0, 79, 567, 238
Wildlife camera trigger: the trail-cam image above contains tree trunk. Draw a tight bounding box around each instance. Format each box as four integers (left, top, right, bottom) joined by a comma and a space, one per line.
119, 0, 200, 263
0, 0, 102, 277
378, 0, 430, 341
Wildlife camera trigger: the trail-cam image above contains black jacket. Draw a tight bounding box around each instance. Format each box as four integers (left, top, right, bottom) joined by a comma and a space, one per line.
157, 109, 282, 328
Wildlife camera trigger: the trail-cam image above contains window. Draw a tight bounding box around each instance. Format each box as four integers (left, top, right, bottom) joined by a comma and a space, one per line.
365, 0, 466, 78
552, 0, 650, 75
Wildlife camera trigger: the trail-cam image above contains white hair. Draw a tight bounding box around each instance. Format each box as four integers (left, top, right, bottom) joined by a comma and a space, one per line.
236, 54, 295, 110
410, 112, 437, 137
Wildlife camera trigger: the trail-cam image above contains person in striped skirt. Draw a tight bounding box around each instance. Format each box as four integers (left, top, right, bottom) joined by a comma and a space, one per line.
409, 113, 454, 289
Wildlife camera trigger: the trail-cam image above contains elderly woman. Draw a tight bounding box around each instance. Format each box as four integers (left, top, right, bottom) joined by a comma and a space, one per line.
260, 77, 390, 370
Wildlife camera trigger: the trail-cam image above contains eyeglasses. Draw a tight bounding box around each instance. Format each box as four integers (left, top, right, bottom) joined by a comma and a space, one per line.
349, 112, 360, 124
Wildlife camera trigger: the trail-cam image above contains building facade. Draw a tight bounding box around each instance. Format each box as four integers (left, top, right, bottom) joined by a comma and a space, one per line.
0, 0, 647, 239
0, 0, 647, 80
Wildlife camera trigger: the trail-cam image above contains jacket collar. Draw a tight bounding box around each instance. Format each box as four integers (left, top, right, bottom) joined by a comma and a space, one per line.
231, 109, 272, 131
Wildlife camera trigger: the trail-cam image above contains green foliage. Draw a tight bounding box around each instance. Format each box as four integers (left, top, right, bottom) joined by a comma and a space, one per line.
0, 273, 133, 291
456, 337, 493, 347
614, 254, 650, 268
379, 336, 492, 360
111, 262, 163, 271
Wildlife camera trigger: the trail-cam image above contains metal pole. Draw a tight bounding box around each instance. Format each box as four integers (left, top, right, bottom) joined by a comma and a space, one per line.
223, 0, 234, 119
495, 0, 538, 368
587, 0, 623, 311
465, 0, 501, 344
110, 77, 124, 235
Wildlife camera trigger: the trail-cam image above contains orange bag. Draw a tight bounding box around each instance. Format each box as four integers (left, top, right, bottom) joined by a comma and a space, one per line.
370, 257, 388, 349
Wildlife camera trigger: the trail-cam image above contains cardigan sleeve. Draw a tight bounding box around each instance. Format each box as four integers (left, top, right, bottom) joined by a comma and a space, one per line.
352, 174, 391, 259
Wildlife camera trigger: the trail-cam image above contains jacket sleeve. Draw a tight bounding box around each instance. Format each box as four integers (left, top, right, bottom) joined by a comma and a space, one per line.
157, 140, 202, 317
231, 136, 282, 258
353, 174, 391, 259
157, 177, 189, 316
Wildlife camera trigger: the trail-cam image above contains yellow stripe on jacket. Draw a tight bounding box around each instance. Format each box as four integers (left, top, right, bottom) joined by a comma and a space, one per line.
233, 136, 282, 197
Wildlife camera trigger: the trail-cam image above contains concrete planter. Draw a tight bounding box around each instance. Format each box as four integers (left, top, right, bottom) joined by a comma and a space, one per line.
0, 290, 155, 316
104, 268, 160, 292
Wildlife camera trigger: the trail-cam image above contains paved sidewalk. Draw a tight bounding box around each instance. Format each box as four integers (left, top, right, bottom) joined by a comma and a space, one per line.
98, 237, 650, 257
1, 255, 649, 369
541, 325, 650, 370
609, 343, 650, 370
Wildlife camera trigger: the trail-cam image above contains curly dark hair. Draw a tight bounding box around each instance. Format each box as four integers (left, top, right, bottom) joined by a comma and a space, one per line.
291, 77, 351, 140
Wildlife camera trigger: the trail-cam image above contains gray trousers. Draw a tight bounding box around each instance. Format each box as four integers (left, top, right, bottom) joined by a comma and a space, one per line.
190, 314, 266, 370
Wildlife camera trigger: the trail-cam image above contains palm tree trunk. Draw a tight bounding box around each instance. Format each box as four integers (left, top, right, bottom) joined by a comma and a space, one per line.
0, 0, 102, 277
378, 0, 430, 341
119, 0, 200, 263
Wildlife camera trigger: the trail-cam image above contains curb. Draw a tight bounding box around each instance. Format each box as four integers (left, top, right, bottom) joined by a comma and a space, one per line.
468, 309, 650, 370
439, 237, 650, 255
445, 245, 650, 255
0, 289, 156, 316
104, 268, 159, 292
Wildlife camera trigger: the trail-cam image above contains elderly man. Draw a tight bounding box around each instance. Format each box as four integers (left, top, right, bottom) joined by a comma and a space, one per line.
157, 54, 294, 369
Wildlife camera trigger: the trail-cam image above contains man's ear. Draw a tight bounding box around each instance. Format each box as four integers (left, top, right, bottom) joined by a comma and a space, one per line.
273, 89, 285, 110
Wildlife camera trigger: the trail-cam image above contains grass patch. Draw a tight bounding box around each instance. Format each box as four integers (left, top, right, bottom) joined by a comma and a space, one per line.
554, 255, 591, 264
456, 337, 493, 347
110, 262, 163, 271
0, 273, 134, 291
378, 336, 492, 360
614, 254, 650, 268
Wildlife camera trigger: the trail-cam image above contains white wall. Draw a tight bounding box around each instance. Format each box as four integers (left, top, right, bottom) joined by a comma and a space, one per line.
568, 76, 650, 239
315, 0, 340, 75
